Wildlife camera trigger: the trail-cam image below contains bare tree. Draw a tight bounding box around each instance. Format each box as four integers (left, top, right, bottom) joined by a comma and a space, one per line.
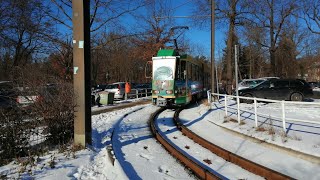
48, 40, 73, 81
220, 0, 249, 94
246, 0, 297, 76
0, 0, 54, 79
192, 0, 250, 94
46, 0, 147, 84
301, 0, 320, 35
47, 0, 145, 34
275, 34, 298, 77
131, 0, 175, 61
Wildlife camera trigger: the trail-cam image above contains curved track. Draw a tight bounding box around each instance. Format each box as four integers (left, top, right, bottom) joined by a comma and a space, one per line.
149, 106, 293, 180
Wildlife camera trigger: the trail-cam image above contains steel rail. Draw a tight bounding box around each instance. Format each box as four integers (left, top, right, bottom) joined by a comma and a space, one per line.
173, 108, 294, 180
149, 107, 226, 180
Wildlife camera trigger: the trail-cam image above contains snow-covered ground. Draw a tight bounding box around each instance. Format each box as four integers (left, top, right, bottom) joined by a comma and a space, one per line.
1, 98, 320, 179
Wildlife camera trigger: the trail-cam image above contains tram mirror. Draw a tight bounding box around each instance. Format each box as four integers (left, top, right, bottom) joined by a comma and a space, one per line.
145, 61, 152, 78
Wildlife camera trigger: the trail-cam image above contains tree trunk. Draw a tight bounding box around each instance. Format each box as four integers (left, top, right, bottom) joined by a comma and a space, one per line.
226, 0, 236, 95
226, 29, 234, 94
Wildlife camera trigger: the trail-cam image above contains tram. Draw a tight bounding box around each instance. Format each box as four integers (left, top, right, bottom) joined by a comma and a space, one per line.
151, 49, 210, 106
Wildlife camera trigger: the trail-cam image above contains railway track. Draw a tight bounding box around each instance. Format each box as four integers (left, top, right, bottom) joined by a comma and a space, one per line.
149, 106, 293, 180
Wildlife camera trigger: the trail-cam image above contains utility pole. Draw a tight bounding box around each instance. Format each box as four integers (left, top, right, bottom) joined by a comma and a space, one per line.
211, 0, 215, 98
72, 0, 91, 146
235, 44, 239, 97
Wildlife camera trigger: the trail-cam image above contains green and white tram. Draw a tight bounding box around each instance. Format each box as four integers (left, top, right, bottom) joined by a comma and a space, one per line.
151, 49, 210, 106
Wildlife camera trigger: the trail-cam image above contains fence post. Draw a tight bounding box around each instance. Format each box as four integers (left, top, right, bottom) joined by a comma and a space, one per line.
237, 96, 240, 123
224, 94, 227, 117
281, 101, 286, 131
145, 89, 147, 97
136, 89, 139, 99
254, 98, 258, 127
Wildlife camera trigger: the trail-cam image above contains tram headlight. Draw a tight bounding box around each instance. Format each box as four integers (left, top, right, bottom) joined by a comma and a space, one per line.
153, 90, 159, 94
166, 90, 173, 94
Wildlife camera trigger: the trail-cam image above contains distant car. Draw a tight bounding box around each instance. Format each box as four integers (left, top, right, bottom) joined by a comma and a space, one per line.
238, 79, 313, 102
16, 87, 40, 106
308, 82, 320, 90
104, 82, 133, 99
133, 83, 152, 97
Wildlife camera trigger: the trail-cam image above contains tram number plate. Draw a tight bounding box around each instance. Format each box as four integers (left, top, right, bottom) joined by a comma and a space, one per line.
157, 98, 167, 106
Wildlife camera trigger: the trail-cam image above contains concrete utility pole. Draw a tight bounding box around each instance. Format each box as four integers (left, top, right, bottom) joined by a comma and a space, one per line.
72, 0, 91, 146
211, 0, 215, 97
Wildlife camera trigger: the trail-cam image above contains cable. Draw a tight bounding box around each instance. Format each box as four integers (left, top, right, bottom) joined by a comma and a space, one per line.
169, 0, 193, 12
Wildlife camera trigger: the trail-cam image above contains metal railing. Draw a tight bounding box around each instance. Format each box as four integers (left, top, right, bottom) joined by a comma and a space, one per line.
127, 88, 152, 99
210, 92, 320, 131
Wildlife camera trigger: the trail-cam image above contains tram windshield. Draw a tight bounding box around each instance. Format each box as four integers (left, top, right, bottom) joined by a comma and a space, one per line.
152, 57, 176, 80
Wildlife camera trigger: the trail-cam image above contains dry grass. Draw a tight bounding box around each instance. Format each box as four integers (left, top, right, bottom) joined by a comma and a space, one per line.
265, 117, 276, 141
201, 99, 210, 106
185, 145, 190, 149
222, 119, 229, 123
255, 126, 267, 132
280, 131, 288, 143
268, 127, 276, 135
229, 118, 238, 123
239, 120, 246, 125
223, 116, 230, 123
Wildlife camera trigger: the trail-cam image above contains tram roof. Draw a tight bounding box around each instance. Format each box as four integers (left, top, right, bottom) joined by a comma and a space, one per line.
157, 49, 188, 58
157, 49, 178, 56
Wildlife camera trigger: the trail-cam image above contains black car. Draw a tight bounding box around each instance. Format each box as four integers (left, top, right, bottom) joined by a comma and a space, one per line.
308, 82, 320, 89
238, 79, 313, 102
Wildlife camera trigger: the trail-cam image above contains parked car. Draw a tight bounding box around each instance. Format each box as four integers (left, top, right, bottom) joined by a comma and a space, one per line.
104, 82, 133, 99
238, 79, 313, 102
237, 79, 266, 90
237, 77, 279, 91
16, 87, 40, 106
0, 81, 40, 109
308, 82, 320, 90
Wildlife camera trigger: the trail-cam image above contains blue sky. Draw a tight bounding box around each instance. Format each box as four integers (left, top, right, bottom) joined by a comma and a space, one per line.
170, 0, 226, 58
56, 0, 226, 59
120, 0, 226, 59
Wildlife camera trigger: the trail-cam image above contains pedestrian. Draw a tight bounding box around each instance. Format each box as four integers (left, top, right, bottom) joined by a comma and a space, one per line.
95, 93, 102, 107
125, 82, 131, 100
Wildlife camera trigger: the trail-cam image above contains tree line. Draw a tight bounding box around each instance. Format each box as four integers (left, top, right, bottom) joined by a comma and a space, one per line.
0, 0, 191, 86
194, 0, 320, 93
1, 0, 319, 91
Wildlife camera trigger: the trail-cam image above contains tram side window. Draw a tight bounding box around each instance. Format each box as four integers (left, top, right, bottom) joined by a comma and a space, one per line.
196, 66, 199, 81
187, 62, 192, 80
178, 60, 186, 80
192, 64, 196, 81
176, 59, 181, 80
